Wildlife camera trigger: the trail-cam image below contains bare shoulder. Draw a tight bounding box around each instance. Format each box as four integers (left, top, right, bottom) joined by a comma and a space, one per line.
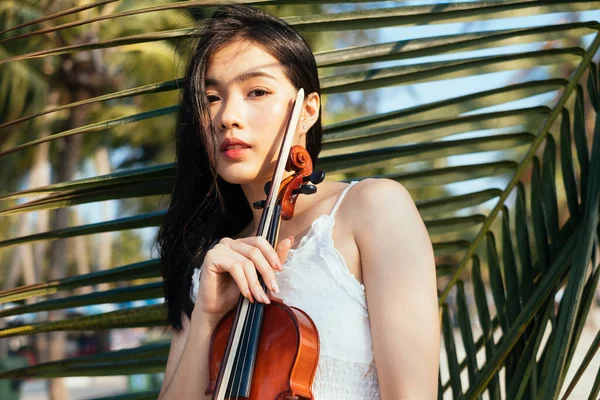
350, 177, 411, 201
341, 178, 417, 226
341, 178, 430, 259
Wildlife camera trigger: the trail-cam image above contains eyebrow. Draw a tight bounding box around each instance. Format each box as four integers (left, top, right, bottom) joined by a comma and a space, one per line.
205, 70, 278, 86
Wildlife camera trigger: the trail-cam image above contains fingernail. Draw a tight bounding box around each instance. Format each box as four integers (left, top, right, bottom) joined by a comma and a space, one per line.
245, 288, 254, 303
271, 279, 280, 294
277, 261, 283, 271
263, 294, 271, 304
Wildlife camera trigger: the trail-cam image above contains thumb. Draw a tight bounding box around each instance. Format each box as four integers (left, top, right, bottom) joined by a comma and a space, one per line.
276, 236, 294, 264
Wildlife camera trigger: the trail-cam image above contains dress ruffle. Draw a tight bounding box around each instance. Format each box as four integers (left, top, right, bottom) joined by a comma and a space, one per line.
190, 267, 201, 304
312, 356, 380, 400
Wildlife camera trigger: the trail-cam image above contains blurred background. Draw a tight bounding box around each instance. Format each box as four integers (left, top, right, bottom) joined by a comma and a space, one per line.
1, 1, 600, 399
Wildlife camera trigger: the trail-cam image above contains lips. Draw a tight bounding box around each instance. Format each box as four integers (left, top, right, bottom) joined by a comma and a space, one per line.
219, 137, 252, 160
219, 138, 251, 152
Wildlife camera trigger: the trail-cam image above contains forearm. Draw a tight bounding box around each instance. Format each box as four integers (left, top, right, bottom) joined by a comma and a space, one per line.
159, 311, 217, 400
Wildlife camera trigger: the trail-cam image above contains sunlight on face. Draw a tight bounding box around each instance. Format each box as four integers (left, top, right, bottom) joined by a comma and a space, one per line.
205, 39, 305, 184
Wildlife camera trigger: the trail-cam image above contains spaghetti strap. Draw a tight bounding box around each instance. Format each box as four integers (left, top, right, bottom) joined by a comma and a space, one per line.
329, 180, 359, 218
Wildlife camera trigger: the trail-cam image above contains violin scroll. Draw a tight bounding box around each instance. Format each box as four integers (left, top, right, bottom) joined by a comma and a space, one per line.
253, 145, 325, 218
279, 145, 324, 220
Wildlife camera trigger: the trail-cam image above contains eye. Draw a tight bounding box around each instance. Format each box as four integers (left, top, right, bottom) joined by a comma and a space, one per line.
207, 94, 220, 103
249, 88, 271, 97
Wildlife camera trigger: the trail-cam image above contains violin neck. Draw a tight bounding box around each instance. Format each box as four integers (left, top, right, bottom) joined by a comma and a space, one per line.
257, 203, 281, 289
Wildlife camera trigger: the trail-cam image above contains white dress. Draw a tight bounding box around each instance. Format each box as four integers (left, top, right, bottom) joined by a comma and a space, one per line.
190, 180, 381, 399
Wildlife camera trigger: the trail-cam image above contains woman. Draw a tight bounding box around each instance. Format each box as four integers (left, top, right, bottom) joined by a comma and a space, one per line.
157, 5, 439, 399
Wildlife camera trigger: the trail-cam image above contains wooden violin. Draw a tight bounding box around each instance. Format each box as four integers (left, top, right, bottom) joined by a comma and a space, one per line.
206, 89, 326, 399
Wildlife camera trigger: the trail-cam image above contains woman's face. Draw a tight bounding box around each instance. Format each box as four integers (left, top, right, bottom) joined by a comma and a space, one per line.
204, 39, 306, 185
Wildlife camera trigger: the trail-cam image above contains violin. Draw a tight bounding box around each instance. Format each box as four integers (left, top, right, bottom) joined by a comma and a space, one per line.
206, 89, 326, 399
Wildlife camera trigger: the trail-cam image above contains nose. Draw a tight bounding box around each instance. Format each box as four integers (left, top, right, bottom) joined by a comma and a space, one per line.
216, 96, 244, 131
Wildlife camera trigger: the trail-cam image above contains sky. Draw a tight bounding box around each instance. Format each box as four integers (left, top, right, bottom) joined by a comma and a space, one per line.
374, 10, 600, 113
350, 8, 600, 211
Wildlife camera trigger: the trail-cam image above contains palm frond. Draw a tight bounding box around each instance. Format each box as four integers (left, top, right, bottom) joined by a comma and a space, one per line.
1, 2, 600, 399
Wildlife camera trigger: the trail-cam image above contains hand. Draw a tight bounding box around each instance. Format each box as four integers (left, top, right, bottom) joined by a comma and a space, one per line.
193, 235, 294, 317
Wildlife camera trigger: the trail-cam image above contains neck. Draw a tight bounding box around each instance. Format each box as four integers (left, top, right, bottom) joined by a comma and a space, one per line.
239, 179, 269, 235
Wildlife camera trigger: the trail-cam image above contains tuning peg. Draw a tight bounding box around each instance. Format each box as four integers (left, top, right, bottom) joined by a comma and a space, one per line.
264, 181, 272, 195
292, 184, 317, 195
303, 170, 325, 185
253, 200, 266, 209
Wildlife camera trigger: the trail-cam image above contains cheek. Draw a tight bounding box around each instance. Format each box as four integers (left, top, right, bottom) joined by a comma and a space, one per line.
248, 102, 292, 165
248, 100, 289, 139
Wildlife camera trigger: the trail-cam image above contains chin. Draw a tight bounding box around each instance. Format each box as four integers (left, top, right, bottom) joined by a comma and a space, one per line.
217, 159, 274, 185
217, 168, 261, 185
219, 176, 256, 185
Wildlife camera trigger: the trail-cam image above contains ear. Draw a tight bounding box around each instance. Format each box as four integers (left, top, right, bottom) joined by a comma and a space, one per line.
296, 92, 320, 139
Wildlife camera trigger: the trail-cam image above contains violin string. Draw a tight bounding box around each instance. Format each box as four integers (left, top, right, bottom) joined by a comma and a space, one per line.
227, 297, 252, 399
231, 206, 275, 398
229, 203, 278, 399
235, 301, 253, 397
235, 297, 258, 398
226, 202, 271, 400
227, 201, 269, 397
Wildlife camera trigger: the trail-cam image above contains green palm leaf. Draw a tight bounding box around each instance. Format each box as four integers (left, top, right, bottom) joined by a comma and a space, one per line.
1, 1, 600, 399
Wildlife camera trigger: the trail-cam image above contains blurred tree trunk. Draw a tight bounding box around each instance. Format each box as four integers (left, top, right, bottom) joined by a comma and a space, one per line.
2, 130, 51, 291
32, 132, 52, 288
72, 211, 92, 295
72, 209, 92, 297
29, 92, 54, 388
94, 146, 112, 292
46, 87, 86, 400
41, 4, 106, 392
30, 139, 51, 286
4, 218, 31, 290
1, 131, 51, 356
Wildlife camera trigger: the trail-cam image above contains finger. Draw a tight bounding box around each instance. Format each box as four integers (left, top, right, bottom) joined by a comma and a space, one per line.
218, 241, 272, 303
237, 257, 271, 304
219, 253, 255, 303
226, 240, 279, 295
276, 236, 294, 264
215, 239, 277, 300
238, 236, 282, 271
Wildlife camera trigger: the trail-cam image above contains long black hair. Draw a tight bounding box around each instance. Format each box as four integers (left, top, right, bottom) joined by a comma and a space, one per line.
157, 5, 323, 331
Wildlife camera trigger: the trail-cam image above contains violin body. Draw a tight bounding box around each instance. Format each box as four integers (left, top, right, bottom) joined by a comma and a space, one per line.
206, 297, 320, 399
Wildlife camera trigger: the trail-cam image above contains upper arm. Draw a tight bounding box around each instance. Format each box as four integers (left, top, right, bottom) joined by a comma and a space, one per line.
159, 311, 191, 397
352, 179, 440, 399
